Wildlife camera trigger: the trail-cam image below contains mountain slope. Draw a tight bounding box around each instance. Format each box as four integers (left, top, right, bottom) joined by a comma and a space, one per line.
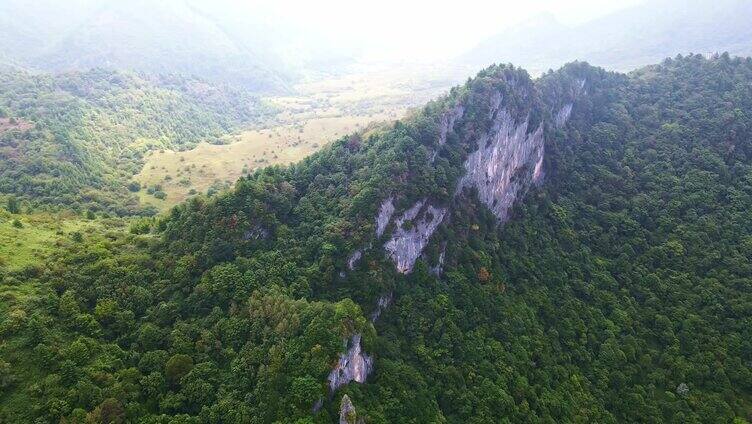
0, 68, 268, 215
2, 55, 752, 423
462, 0, 752, 72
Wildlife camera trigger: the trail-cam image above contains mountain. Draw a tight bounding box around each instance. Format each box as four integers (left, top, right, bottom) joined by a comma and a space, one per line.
461, 0, 752, 72
0, 67, 268, 215
0, 0, 340, 92
2, 54, 752, 422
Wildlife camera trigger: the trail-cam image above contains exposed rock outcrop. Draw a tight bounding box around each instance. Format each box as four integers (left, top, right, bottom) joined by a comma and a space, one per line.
347, 249, 363, 270
429, 244, 446, 276
324, 292, 395, 399
243, 225, 269, 240
370, 292, 393, 322
339, 394, 363, 424
325, 71, 587, 406
458, 107, 544, 223
384, 200, 448, 274
375, 196, 395, 238
328, 334, 373, 392
439, 104, 465, 147
346, 196, 395, 271
432, 103, 465, 161
555, 103, 573, 128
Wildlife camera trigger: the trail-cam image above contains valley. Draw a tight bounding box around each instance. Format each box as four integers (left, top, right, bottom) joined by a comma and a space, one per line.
136, 64, 463, 209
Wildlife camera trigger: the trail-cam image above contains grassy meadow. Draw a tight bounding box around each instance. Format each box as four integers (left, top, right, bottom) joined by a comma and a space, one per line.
134, 65, 461, 210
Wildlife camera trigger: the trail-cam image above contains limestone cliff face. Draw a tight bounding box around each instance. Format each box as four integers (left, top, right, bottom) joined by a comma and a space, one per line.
456, 76, 586, 223
458, 107, 544, 222
375, 197, 395, 238
346, 196, 396, 271
328, 333, 373, 392
384, 200, 448, 274
347, 249, 363, 270
555, 103, 573, 128
429, 243, 446, 276
432, 103, 465, 161
370, 292, 393, 322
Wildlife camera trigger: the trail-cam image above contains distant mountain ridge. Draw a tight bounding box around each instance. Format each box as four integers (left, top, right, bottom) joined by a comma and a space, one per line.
0, 0, 348, 92
461, 0, 752, 72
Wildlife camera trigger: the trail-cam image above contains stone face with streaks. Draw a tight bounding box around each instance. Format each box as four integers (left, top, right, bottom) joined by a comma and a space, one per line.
328, 334, 373, 392
347, 249, 362, 270
384, 201, 448, 274
429, 244, 446, 276
370, 292, 393, 322
458, 107, 545, 223
375, 197, 395, 238
555, 103, 573, 128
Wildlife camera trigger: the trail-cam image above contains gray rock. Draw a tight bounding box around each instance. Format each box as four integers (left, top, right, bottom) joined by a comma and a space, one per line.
432, 103, 465, 161
555, 103, 573, 128
328, 334, 373, 392
243, 225, 269, 240
457, 108, 544, 223
429, 244, 446, 276
438, 103, 465, 147
375, 196, 395, 238
347, 249, 362, 270
676, 382, 689, 396
339, 394, 363, 424
384, 201, 447, 274
370, 292, 393, 322
312, 398, 323, 413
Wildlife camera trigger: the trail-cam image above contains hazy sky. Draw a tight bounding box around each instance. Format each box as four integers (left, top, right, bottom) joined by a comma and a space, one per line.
239, 0, 647, 61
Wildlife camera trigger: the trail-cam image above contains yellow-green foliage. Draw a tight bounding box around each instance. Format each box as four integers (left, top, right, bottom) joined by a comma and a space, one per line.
0, 210, 117, 271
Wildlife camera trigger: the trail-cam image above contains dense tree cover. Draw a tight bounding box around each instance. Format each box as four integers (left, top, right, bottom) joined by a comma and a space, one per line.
0, 68, 269, 215
2, 54, 752, 423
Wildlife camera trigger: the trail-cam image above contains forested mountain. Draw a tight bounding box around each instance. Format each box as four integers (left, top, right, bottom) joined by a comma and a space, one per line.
2, 54, 752, 423
461, 0, 752, 73
0, 0, 347, 92
0, 68, 267, 215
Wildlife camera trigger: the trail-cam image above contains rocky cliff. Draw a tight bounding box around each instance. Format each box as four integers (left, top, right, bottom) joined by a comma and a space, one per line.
457, 107, 545, 222
328, 333, 373, 392
324, 66, 586, 406
384, 200, 448, 274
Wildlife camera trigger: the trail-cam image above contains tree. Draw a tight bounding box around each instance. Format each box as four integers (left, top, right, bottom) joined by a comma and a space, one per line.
88, 398, 125, 424
0, 360, 15, 391
6, 196, 20, 214
165, 354, 193, 386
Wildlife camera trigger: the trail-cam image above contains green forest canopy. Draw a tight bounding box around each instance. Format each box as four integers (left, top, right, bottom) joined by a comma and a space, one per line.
0, 68, 268, 216
1, 54, 751, 423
